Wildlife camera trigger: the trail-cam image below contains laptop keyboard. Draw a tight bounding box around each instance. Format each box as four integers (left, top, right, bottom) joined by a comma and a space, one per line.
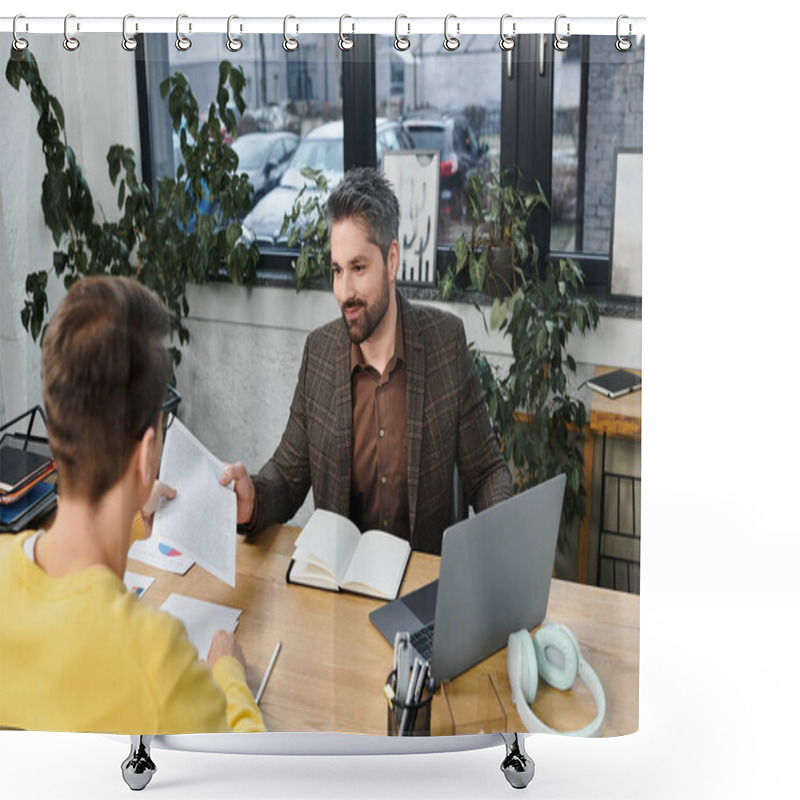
410, 623, 435, 661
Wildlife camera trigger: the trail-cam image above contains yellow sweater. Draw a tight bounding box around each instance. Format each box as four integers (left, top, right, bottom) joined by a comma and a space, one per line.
0, 530, 266, 734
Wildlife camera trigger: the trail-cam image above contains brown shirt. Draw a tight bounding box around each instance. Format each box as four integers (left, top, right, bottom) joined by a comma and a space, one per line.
349, 305, 410, 541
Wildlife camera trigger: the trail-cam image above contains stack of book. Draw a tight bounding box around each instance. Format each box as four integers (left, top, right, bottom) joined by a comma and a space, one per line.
0, 406, 58, 533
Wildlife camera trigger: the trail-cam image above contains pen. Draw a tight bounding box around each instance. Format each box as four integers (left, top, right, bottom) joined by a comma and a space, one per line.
399, 657, 422, 735
395, 635, 411, 726
255, 641, 282, 705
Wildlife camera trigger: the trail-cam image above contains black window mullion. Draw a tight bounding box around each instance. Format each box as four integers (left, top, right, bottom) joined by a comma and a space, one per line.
341, 35, 376, 171
501, 35, 554, 275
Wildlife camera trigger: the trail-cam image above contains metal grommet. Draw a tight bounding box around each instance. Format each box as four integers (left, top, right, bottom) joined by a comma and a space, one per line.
394, 14, 410, 51
226, 15, 243, 52
175, 13, 192, 51
554, 14, 570, 51
499, 13, 515, 51
63, 13, 80, 52
283, 15, 299, 52
616, 15, 632, 51
122, 14, 138, 51
338, 15, 354, 51
443, 14, 460, 51
12, 14, 29, 51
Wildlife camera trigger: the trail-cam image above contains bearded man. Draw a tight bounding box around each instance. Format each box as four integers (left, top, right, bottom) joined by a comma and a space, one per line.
222, 167, 511, 555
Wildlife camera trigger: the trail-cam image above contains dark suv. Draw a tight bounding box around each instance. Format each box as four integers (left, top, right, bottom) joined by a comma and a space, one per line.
402, 112, 490, 221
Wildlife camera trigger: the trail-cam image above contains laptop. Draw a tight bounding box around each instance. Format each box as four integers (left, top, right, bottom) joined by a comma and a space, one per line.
369, 473, 566, 683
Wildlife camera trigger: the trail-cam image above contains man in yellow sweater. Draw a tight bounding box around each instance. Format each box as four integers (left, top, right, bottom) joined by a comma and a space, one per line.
0, 276, 265, 734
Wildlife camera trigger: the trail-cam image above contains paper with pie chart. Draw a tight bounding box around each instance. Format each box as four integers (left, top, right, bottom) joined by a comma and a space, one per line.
128, 535, 195, 575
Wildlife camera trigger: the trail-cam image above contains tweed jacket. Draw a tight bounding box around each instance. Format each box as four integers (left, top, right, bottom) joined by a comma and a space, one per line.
246, 291, 512, 554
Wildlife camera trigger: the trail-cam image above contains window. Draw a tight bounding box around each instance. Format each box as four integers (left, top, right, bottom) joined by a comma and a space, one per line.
374, 34, 501, 246
138, 32, 644, 297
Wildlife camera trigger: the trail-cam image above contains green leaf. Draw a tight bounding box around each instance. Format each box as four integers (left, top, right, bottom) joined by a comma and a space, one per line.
469, 250, 486, 292
454, 234, 468, 273
489, 298, 507, 331
6, 57, 23, 91
225, 221, 240, 249
438, 267, 455, 302
535, 327, 547, 357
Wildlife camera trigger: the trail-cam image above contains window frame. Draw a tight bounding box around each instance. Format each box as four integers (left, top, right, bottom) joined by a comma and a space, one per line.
136, 32, 640, 301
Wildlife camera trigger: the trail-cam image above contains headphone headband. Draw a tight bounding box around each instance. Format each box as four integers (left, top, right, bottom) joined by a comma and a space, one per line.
507, 623, 606, 737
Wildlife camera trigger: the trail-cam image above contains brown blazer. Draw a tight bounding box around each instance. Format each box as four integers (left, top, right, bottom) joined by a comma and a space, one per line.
245, 291, 512, 554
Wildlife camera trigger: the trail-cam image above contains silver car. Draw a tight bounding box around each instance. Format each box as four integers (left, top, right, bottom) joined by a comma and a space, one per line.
242, 119, 413, 249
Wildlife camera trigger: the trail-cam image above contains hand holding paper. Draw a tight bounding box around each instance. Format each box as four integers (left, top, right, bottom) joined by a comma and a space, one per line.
152, 418, 237, 587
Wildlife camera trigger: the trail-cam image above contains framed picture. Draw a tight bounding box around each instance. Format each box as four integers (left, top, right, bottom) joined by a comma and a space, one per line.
609, 148, 643, 300
382, 150, 440, 285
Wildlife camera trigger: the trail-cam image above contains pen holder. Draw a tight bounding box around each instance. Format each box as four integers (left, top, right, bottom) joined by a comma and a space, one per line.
386, 669, 435, 736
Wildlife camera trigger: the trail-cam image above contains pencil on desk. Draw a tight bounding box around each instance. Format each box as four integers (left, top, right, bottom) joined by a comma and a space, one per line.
255, 641, 281, 705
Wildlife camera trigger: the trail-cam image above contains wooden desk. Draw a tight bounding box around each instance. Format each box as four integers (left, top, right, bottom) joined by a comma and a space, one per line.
130, 526, 638, 737
577, 367, 642, 584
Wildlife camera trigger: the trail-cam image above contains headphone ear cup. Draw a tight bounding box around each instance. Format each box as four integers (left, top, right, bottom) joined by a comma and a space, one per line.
533, 623, 579, 691
508, 629, 538, 704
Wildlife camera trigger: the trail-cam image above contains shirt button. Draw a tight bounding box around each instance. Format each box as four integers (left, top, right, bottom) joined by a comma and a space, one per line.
379, 429, 385, 438
381, 476, 387, 484
383, 520, 388, 527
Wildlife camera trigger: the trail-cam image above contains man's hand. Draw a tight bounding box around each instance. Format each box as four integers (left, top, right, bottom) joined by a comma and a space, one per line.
205, 629, 246, 671
141, 481, 177, 536
220, 462, 256, 526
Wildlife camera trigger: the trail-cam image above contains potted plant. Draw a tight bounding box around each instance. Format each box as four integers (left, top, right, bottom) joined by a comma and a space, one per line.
472, 257, 600, 552
441, 170, 549, 299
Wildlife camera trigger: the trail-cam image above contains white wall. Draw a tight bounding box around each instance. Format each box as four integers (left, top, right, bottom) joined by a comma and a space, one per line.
1, 35, 140, 422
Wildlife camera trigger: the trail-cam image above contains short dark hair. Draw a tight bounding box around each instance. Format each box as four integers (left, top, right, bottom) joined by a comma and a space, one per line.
42, 276, 170, 504
326, 167, 399, 262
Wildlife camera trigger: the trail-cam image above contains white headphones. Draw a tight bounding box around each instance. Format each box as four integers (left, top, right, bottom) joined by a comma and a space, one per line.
507, 622, 606, 737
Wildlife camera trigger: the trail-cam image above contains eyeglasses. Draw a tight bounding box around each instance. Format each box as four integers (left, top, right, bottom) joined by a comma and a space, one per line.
136, 385, 182, 440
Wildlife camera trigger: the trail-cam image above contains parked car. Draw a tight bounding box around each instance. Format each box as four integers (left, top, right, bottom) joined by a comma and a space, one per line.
232, 131, 299, 206
402, 111, 490, 221
242, 118, 414, 248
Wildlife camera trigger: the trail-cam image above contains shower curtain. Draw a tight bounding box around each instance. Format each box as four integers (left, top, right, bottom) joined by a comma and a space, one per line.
0, 8, 643, 759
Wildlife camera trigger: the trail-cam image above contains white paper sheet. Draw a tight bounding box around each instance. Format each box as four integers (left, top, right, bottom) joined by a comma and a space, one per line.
123, 570, 155, 598
152, 418, 237, 587
127, 535, 195, 575
159, 593, 242, 661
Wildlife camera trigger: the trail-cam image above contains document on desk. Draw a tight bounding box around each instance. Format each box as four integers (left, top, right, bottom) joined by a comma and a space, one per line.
160, 593, 242, 661
151, 418, 237, 588
128, 535, 195, 575
123, 570, 155, 598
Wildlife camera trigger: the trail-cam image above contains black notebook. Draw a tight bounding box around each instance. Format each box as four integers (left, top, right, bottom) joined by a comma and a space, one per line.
0, 446, 52, 492
586, 369, 641, 399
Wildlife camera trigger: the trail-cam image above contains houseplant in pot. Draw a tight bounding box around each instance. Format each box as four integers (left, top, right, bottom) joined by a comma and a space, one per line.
444, 170, 549, 299
472, 256, 600, 554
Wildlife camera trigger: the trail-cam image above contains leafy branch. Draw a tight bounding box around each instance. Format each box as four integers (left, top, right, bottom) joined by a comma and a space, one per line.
473, 257, 600, 539
5, 47, 259, 370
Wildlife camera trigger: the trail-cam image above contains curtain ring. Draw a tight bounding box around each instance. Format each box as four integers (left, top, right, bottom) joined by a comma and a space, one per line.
443, 14, 460, 51
175, 14, 192, 51
12, 14, 29, 51
616, 15, 632, 51
394, 15, 411, 51
499, 14, 515, 51
226, 15, 243, 52
63, 13, 80, 52
283, 15, 299, 51
338, 15, 354, 51
122, 14, 138, 51
554, 14, 570, 51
